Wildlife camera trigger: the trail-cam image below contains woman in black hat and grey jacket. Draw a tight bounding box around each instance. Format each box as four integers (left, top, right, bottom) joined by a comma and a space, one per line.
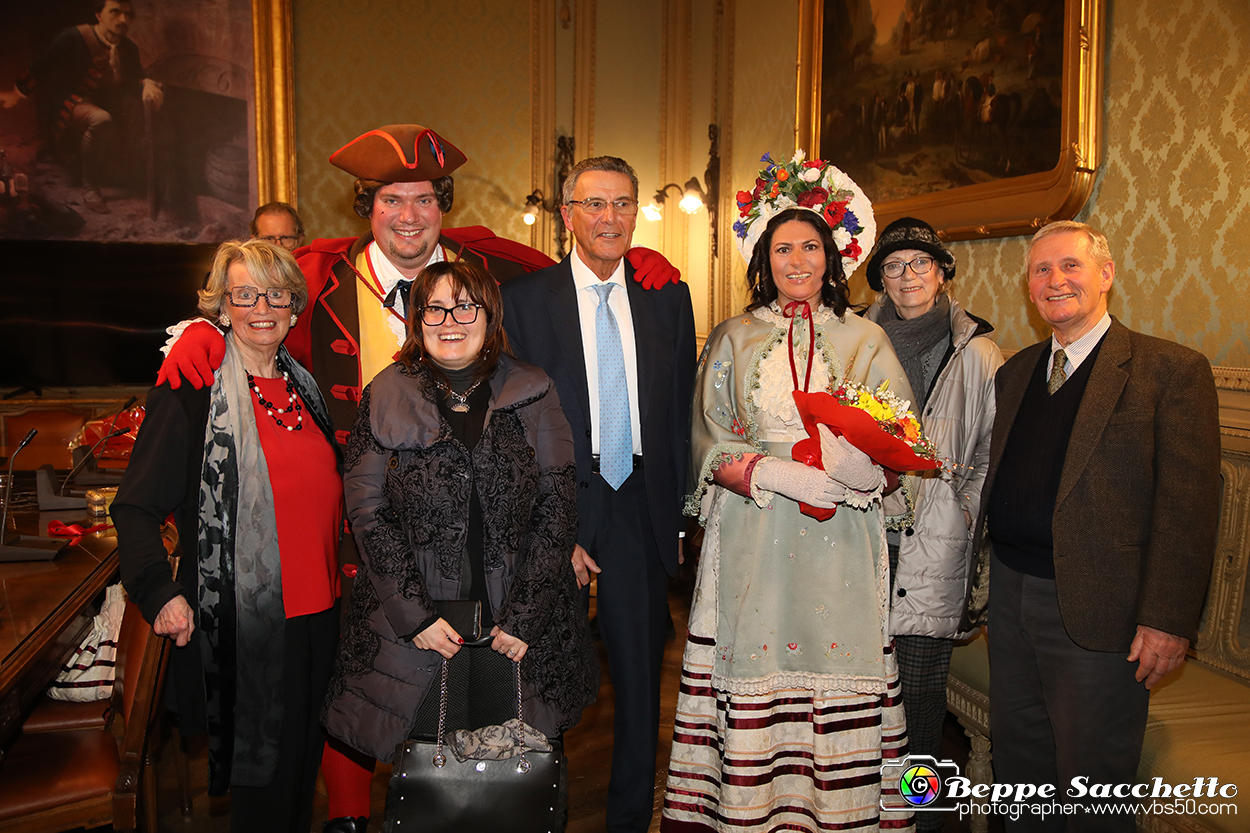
864, 218, 1003, 830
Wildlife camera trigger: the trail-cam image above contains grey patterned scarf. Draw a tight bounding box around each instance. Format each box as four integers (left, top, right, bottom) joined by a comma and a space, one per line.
196, 334, 325, 792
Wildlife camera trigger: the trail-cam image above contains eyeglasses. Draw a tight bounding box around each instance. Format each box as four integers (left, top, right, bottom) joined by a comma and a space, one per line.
421, 303, 483, 326
881, 256, 936, 279
259, 235, 300, 248
565, 198, 639, 216
227, 286, 293, 307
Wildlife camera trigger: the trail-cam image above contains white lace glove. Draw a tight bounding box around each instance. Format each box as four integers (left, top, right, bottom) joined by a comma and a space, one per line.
750, 457, 844, 509
817, 425, 885, 492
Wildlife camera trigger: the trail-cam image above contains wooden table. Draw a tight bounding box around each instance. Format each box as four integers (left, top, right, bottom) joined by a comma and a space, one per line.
0, 510, 118, 751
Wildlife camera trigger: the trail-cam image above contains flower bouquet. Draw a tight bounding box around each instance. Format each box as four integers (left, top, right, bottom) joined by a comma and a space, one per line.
791, 381, 939, 521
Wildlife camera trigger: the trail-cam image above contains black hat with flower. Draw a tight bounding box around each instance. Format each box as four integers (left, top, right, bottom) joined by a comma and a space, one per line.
733, 150, 876, 275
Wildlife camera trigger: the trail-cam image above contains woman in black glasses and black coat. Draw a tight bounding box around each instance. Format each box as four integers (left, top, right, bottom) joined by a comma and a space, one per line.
320, 259, 598, 823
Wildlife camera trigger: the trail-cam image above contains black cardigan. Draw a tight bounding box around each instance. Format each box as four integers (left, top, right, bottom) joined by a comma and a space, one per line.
112, 382, 213, 733
112, 376, 339, 737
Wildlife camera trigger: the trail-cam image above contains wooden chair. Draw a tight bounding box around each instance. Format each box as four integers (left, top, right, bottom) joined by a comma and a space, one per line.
22, 528, 179, 738
0, 599, 172, 832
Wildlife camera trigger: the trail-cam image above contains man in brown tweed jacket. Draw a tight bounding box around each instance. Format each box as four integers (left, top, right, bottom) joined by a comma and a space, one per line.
969, 221, 1221, 832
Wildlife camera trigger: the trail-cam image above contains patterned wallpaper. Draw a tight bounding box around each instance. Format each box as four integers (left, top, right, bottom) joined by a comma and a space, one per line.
285, 0, 1249, 367
290, 0, 535, 245
898, 0, 1250, 366
722, 0, 802, 317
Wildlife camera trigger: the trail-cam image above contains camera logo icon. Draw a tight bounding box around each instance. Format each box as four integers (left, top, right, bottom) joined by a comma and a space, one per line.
900, 763, 943, 806
881, 755, 962, 812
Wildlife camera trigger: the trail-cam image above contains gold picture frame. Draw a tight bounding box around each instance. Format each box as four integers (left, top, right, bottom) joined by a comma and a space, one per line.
796, 0, 1105, 241
252, 0, 297, 206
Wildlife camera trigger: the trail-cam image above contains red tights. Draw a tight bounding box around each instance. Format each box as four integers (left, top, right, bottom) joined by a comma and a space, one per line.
320, 737, 374, 819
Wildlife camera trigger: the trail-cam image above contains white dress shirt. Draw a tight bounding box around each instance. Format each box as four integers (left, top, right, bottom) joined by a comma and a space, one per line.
571, 247, 643, 456
1048, 312, 1112, 378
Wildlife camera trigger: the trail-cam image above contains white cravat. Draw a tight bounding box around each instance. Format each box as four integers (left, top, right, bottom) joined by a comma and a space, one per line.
366, 241, 445, 346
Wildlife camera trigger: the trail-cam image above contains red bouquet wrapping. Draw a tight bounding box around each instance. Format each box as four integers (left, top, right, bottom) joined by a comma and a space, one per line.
791, 382, 940, 521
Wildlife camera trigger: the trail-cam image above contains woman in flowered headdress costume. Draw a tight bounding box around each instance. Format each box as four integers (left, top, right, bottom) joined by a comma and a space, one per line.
661, 151, 916, 832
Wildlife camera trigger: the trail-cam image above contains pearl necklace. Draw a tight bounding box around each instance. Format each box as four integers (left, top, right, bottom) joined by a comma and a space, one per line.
247, 371, 303, 431
433, 378, 484, 413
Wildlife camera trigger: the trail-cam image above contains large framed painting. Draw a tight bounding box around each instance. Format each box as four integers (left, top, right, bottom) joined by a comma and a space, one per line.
0, 0, 294, 243
796, 0, 1105, 240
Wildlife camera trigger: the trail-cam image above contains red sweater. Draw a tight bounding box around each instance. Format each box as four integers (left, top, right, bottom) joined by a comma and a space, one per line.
251, 375, 343, 617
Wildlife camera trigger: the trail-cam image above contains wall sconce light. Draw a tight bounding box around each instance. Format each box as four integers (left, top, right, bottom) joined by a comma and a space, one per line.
522, 190, 547, 226
520, 135, 576, 259
643, 177, 706, 221
641, 125, 721, 257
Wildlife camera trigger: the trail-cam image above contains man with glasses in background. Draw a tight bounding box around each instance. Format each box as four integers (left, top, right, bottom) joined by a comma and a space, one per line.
249, 201, 305, 251
501, 156, 697, 833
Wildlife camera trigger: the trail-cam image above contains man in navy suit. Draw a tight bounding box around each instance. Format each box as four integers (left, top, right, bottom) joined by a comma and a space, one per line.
501, 156, 697, 833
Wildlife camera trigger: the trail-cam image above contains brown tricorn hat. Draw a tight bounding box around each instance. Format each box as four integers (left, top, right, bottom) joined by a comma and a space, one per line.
328, 124, 467, 182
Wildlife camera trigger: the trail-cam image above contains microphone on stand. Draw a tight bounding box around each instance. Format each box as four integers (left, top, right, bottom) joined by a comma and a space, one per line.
66, 395, 137, 489
61, 427, 131, 496
98, 396, 138, 458
1, 429, 38, 542
1, 429, 71, 561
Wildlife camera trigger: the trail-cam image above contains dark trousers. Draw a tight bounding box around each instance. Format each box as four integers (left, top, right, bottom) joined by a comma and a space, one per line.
230, 604, 339, 833
584, 467, 671, 833
988, 559, 1149, 833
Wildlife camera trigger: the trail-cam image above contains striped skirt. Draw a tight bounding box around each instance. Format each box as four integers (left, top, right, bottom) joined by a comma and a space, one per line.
661, 637, 915, 832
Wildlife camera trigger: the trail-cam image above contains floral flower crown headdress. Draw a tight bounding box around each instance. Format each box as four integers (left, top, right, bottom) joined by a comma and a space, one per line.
733, 150, 876, 276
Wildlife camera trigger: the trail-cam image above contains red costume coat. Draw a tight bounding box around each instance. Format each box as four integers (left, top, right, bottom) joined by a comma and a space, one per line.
290, 227, 554, 443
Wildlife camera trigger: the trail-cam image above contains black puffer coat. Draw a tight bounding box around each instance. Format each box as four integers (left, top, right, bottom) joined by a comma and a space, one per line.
323, 356, 598, 762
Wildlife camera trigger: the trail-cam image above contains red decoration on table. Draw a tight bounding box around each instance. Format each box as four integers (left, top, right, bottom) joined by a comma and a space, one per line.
47, 520, 114, 546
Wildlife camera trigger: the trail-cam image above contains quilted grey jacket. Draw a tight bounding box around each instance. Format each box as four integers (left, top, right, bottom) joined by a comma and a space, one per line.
867, 295, 1003, 638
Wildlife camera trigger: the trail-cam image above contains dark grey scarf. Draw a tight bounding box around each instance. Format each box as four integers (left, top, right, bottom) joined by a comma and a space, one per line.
877, 292, 951, 410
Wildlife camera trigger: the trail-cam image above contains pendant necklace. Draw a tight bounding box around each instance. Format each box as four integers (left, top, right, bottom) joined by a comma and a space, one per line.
434, 378, 484, 413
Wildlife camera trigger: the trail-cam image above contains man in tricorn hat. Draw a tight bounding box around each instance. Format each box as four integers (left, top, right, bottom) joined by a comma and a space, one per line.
158, 123, 676, 439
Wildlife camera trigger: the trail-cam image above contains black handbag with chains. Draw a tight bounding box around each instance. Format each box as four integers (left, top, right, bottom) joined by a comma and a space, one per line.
383, 600, 565, 832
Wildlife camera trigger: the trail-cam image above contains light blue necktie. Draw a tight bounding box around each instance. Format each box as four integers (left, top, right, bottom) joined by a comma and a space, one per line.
594, 283, 632, 490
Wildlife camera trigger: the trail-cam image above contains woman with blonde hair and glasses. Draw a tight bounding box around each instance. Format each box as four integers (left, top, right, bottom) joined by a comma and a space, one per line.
115, 239, 344, 832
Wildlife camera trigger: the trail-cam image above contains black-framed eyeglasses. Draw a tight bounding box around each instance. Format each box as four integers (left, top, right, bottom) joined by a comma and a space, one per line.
227, 286, 293, 307
881, 256, 936, 279
565, 198, 639, 216
259, 235, 300, 249
421, 303, 482, 326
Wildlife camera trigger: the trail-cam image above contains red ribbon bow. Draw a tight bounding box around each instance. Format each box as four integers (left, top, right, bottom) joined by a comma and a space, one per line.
47, 520, 114, 546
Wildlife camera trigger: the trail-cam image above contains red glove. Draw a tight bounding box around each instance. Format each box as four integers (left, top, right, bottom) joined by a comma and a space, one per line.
627, 247, 681, 290
156, 320, 226, 390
